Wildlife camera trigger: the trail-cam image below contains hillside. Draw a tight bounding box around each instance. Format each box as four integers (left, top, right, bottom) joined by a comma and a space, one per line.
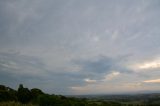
0, 84, 121, 106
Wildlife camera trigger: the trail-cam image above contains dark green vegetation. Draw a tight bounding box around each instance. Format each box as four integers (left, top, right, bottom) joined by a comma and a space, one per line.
0, 84, 121, 106
0, 84, 160, 106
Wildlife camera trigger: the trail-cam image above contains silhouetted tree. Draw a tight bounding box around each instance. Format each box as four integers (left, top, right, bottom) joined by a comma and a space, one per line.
0, 85, 6, 90
17, 84, 31, 104
0, 85, 17, 102
30, 88, 44, 103
31, 88, 43, 98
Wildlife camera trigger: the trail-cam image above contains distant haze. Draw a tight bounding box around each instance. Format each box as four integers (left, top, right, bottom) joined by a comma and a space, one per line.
0, 0, 160, 95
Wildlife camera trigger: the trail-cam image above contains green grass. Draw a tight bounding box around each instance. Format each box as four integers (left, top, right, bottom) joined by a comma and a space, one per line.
0, 102, 37, 106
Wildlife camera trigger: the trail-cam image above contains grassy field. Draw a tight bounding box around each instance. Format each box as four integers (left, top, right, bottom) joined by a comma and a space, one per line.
0, 102, 37, 106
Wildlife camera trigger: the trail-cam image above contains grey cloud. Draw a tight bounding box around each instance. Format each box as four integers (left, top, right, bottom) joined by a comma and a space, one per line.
71, 55, 133, 82
0, 52, 86, 94
75, 56, 114, 74
75, 55, 131, 73
1, 0, 160, 94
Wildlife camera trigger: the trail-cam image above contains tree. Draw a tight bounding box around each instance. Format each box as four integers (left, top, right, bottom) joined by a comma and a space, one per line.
0, 85, 6, 90
30, 88, 44, 103
17, 84, 31, 104
0, 85, 17, 102
31, 88, 44, 98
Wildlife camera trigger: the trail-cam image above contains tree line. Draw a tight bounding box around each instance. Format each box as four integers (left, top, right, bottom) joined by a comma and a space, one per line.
0, 84, 121, 106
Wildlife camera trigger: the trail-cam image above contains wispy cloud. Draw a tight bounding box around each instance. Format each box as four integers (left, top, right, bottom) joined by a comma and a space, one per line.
84, 78, 97, 83
128, 58, 160, 72
103, 71, 120, 81
138, 60, 160, 69
143, 79, 160, 83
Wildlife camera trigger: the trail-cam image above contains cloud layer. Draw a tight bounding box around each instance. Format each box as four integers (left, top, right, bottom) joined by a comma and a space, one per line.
0, 0, 160, 95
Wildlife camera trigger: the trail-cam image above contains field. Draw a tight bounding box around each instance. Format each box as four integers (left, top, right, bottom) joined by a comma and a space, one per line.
0, 102, 37, 106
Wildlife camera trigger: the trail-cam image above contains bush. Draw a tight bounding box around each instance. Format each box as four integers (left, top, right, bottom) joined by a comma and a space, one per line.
38, 94, 56, 106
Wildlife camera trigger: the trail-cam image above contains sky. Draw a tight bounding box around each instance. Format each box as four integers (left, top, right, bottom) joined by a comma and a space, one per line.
0, 0, 160, 95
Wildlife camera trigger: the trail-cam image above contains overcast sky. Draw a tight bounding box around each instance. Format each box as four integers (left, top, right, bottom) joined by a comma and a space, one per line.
0, 0, 160, 95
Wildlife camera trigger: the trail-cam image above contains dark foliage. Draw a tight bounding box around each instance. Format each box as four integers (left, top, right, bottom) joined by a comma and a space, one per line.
0, 85, 17, 102
0, 84, 160, 106
17, 84, 32, 104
